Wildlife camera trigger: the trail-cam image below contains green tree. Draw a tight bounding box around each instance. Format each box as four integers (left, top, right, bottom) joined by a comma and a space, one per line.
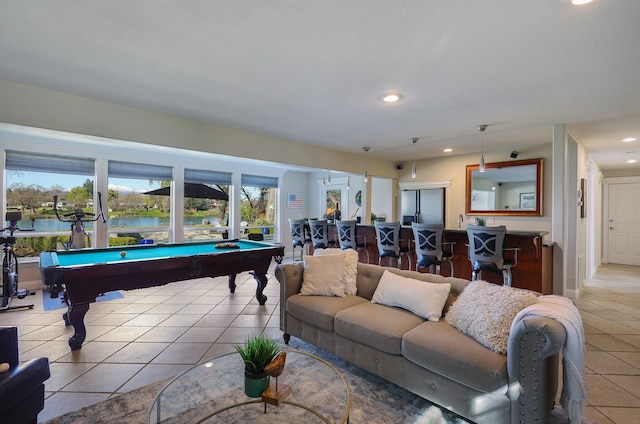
7, 183, 47, 214
67, 186, 89, 207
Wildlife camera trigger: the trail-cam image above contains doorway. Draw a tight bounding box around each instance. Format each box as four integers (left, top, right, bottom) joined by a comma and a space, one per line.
606, 181, 640, 266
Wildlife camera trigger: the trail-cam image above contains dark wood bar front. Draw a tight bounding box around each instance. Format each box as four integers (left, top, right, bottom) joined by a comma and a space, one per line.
320, 224, 553, 294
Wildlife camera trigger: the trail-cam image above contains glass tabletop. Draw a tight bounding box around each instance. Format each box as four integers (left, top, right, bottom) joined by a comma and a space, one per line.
148, 349, 350, 424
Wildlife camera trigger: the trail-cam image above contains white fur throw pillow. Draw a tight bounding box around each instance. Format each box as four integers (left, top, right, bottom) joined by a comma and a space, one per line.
371, 270, 451, 322
314, 248, 358, 295
300, 254, 345, 297
445, 280, 538, 354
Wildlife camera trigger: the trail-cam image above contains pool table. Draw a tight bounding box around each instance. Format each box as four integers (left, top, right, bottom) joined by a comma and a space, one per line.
39, 239, 284, 350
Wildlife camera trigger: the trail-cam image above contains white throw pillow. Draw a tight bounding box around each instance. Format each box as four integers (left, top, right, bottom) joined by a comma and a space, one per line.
371, 270, 451, 322
300, 254, 345, 297
445, 280, 538, 354
314, 248, 358, 295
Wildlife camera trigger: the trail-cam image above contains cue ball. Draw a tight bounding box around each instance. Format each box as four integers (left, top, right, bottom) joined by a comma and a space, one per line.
120, 251, 126, 258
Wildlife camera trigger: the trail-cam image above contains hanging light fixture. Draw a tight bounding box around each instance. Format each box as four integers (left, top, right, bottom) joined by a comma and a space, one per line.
347, 176, 350, 190
362, 146, 370, 182
478, 124, 487, 173
410, 137, 418, 179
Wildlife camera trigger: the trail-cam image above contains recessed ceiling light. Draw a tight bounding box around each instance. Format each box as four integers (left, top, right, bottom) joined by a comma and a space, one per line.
571, 0, 593, 5
443, 148, 453, 153
378, 94, 402, 103
627, 159, 637, 164
622, 137, 637, 142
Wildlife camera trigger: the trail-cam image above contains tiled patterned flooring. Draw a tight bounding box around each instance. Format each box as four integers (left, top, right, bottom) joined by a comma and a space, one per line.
1, 262, 639, 423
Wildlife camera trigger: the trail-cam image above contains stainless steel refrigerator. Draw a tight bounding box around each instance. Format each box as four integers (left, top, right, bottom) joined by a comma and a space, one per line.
401, 188, 445, 225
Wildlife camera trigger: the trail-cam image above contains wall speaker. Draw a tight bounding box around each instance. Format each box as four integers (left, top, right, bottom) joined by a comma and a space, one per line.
395, 163, 404, 170
510, 150, 518, 159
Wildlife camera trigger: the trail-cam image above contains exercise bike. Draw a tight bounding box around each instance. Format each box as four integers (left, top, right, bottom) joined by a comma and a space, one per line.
53, 192, 106, 250
1, 211, 35, 313
47, 193, 106, 298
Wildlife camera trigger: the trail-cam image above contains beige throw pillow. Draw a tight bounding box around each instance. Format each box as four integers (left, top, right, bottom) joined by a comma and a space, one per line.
445, 280, 538, 354
371, 270, 451, 322
300, 254, 345, 297
314, 248, 358, 295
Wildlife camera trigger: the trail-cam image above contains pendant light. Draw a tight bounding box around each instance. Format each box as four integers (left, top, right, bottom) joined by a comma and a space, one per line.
410, 138, 418, 179
478, 124, 487, 173
362, 146, 370, 182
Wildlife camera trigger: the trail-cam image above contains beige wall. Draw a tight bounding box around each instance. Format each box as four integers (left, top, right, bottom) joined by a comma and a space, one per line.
0, 79, 395, 178
395, 144, 553, 236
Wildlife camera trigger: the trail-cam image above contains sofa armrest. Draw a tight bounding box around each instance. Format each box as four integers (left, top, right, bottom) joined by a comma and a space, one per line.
0, 327, 19, 367
275, 263, 305, 333
507, 315, 566, 424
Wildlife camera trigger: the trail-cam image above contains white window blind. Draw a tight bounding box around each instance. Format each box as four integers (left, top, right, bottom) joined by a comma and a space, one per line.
241, 174, 278, 188
5, 150, 94, 175
185, 169, 232, 185
108, 161, 172, 180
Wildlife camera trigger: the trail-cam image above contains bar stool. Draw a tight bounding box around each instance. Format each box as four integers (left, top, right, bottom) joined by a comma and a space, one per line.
411, 223, 455, 275
336, 220, 369, 263
374, 221, 412, 269
308, 219, 335, 250
288, 218, 307, 261
466, 224, 519, 286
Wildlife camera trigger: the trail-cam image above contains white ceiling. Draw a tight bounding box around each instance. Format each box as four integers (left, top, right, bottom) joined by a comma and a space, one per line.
1, 1, 639, 170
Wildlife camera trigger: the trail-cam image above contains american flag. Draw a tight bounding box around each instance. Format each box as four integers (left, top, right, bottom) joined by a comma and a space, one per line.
288, 193, 304, 208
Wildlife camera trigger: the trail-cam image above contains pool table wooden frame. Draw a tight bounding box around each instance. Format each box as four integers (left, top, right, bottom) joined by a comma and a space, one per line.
39, 240, 284, 350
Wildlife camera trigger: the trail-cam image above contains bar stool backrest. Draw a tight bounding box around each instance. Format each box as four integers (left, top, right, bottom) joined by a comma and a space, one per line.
374, 221, 401, 257
336, 220, 357, 250
466, 224, 506, 269
308, 219, 330, 249
412, 223, 444, 261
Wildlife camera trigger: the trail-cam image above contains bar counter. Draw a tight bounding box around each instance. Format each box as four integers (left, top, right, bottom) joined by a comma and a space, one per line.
321, 223, 553, 294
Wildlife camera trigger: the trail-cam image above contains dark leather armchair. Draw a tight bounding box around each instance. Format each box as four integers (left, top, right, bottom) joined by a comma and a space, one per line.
0, 326, 51, 424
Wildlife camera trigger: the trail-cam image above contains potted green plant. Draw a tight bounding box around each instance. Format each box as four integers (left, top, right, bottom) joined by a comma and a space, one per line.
234, 335, 281, 397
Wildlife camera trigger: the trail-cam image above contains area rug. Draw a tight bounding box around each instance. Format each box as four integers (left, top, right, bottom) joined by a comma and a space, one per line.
43, 339, 596, 424
42, 290, 124, 311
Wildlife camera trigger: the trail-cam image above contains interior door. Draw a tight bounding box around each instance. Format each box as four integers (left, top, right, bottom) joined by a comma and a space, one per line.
607, 182, 640, 265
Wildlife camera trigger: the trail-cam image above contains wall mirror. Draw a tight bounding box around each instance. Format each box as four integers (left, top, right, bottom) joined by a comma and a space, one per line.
465, 158, 543, 216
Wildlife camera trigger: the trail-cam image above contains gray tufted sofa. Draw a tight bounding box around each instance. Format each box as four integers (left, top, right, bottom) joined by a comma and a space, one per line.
275, 261, 567, 424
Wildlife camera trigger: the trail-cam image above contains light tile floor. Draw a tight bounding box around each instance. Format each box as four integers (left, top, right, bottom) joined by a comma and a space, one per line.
1, 262, 639, 423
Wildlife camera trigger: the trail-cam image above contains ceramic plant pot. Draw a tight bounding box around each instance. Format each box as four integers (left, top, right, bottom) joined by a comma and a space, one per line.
244, 371, 270, 398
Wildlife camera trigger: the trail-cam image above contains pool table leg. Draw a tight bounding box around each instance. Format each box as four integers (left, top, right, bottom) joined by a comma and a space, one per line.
64, 303, 90, 350
228, 274, 237, 293
250, 272, 268, 305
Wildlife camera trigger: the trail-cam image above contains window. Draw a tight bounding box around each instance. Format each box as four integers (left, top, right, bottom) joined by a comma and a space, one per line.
4, 151, 95, 256
240, 174, 278, 241
107, 161, 173, 245
322, 177, 349, 221
183, 169, 231, 242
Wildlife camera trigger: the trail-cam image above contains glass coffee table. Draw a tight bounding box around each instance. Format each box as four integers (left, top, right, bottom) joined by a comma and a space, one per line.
148, 349, 350, 423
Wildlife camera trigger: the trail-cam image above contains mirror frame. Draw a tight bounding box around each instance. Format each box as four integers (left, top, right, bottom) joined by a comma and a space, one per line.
465, 158, 543, 216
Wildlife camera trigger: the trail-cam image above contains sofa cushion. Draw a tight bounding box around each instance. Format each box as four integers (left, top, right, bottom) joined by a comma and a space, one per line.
445, 280, 539, 354
314, 248, 359, 295
371, 270, 451, 321
286, 294, 367, 331
402, 321, 508, 393
300, 254, 345, 297
335, 302, 425, 354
